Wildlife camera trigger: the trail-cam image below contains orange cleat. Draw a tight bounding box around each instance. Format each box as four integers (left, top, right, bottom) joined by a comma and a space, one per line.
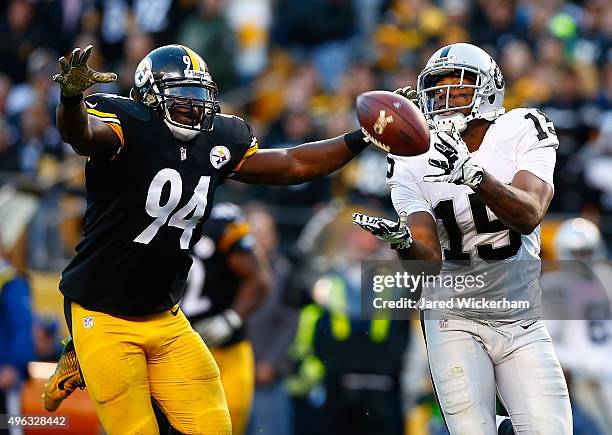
42, 337, 85, 412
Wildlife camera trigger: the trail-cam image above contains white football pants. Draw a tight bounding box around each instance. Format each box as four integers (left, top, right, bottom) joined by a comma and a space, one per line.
421, 311, 573, 435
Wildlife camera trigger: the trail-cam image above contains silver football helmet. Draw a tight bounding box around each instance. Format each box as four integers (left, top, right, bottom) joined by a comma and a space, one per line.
554, 218, 607, 260
417, 43, 506, 132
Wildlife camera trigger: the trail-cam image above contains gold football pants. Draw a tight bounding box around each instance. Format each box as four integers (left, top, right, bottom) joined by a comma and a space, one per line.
210, 341, 254, 435
71, 302, 231, 435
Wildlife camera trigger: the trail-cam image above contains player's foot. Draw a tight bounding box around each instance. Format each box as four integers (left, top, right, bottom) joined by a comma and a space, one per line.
42, 336, 85, 412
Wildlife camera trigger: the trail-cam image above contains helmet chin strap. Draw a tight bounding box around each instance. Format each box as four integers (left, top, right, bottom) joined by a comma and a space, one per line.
433, 113, 468, 133
164, 119, 200, 142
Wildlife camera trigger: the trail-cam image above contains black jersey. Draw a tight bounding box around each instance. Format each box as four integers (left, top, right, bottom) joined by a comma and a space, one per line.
60, 94, 258, 316
181, 203, 254, 345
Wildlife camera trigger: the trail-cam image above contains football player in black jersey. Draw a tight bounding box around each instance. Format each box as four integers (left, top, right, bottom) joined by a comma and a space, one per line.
43, 202, 270, 434
48, 44, 370, 434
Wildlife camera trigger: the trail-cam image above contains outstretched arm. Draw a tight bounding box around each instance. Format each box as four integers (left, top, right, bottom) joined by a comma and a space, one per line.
232, 131, 367, 184
54, 46, 118, 157
397, 212, 442, 264
57, 100, 120, 157
353, 211, 442, 275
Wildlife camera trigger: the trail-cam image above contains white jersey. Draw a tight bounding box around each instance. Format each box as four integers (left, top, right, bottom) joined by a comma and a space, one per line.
388, 108, 558, 320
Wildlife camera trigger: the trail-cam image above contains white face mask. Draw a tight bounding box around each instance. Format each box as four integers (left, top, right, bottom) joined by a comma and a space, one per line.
164, 120, 200, 142
433, 112, 467, 133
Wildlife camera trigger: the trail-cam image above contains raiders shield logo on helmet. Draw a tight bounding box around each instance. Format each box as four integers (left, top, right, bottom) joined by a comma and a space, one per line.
493, 65, 504, 90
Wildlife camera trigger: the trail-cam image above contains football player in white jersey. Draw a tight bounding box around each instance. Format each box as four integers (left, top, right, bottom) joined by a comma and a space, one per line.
543, 218, 612, 429
353, 43, 573, 434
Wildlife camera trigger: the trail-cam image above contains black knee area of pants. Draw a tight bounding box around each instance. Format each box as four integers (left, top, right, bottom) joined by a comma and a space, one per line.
64, 296, 73, 336
0, 391, 7, 415
498, 418, 515, 435
152, 398, 183, 435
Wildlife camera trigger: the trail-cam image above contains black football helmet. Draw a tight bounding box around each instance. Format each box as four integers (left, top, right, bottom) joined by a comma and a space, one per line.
131, 45, 219, 139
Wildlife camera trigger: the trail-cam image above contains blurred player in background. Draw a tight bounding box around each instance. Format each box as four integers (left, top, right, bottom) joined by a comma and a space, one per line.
48, 42, 369, 434
354, 43, 572, 434
542, 218, 611, 433
245, 207, 298, 435
179, 202, 270, 435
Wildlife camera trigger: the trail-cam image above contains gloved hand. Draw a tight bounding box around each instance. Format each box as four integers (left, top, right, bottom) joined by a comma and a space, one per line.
53, 45, 117, 97
192, 309, 242, 347
394, 85, 419, 106
423, 128, 484, 190
352, 211, 413, 250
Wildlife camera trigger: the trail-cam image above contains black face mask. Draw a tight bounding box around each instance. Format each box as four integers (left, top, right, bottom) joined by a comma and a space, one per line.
158, 83, 218, 131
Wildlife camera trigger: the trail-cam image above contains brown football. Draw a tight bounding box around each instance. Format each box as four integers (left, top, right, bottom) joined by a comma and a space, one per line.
356, 90, 430, 156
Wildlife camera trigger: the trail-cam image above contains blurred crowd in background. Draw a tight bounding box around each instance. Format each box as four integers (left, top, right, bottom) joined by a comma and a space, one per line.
1, 0, 612, 434
2, 0, 612, 265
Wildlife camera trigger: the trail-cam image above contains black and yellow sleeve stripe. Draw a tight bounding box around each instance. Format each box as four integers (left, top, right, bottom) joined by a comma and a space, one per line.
86, 108, 124, 157
232, 137, 259, 174
218, 222, 251, 253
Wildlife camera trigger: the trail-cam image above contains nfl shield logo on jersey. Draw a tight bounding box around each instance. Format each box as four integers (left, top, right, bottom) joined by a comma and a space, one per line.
210, 146, 231, 169
83, 316, 94, 329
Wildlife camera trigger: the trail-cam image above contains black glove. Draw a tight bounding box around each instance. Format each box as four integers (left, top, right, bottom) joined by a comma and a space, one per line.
394, 86, 419, 106
423, 128, 484, 190
352, 211, 413, 250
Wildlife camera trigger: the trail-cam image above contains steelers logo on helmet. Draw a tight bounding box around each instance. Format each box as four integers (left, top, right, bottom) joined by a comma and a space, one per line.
210, 146, 231, 169
134, 57, 152, 87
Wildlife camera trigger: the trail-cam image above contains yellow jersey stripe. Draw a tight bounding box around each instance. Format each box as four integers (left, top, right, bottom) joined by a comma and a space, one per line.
89, 116, 120, 125
219, 223, 251, 253
182, 46, 200, 71
107, 122, 124, 148
232, 141, 259, 173
87, 108, 118, 119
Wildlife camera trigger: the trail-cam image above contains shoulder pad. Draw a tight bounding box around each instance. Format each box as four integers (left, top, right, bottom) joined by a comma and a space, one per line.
488, 108, 558, 152
387, 149, 435, 186
84, 93, 152, 122
211, 114, 253, 146
514, 107, 558, 149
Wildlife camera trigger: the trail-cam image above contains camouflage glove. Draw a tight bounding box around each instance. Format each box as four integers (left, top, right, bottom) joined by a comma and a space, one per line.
394, 86, 419, 106
53, 45, 117, 97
